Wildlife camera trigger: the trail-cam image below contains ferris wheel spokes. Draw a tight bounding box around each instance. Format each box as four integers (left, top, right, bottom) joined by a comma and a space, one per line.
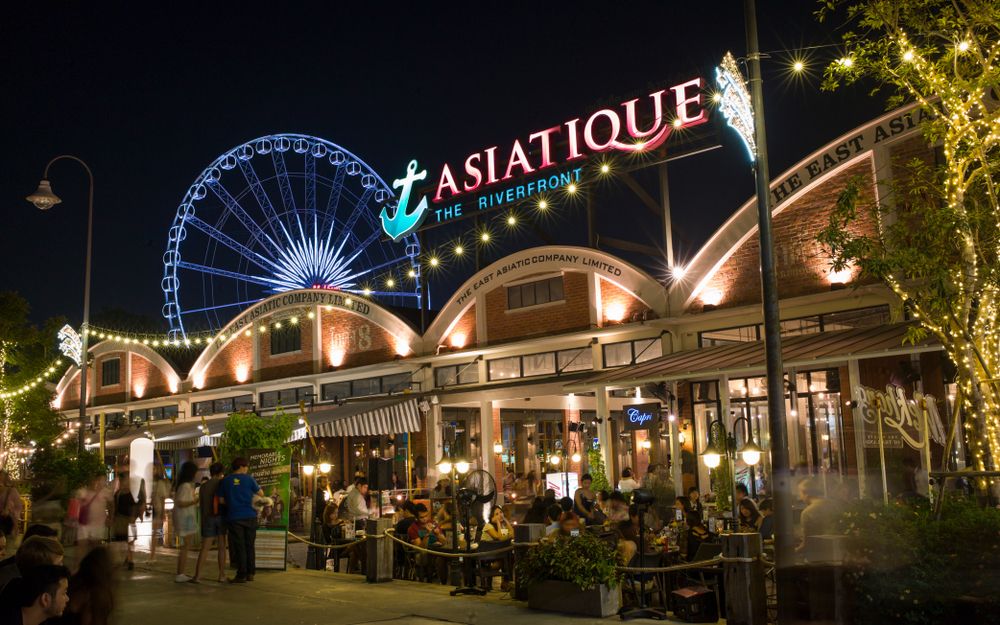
184, 215, 275, 275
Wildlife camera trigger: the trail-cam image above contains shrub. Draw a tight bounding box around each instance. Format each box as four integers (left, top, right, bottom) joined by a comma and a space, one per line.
839, 497, 1000, 624
516, 531, 621, 591
217, 409, 296, 466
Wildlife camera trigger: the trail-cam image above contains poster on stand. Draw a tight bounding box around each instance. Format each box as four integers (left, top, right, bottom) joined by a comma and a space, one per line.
246, 448, 291, 570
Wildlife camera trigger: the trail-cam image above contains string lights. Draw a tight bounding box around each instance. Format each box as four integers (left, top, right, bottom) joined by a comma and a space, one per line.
0, 359, 65, 400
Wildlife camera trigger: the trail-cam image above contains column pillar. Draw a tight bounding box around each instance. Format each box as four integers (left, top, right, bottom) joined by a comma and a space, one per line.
479, 399, 494, 475
312, 304, 323, 374
847, 359, 867, 498
595, 385, 613, 487
427, 401, 443, 482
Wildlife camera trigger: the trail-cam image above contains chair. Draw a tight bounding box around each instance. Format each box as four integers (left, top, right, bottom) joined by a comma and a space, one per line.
622, 552, 664, 609
475, 539, 512, 591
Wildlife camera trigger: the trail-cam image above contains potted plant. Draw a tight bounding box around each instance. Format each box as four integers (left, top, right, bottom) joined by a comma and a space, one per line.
516, 531, 622, 617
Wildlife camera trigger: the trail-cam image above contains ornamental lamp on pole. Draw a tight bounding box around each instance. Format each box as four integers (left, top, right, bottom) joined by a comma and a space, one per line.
27, 156, 96, 455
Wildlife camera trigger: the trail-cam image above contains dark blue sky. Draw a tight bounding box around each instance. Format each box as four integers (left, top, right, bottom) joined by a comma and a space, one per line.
0, 2, 884, 331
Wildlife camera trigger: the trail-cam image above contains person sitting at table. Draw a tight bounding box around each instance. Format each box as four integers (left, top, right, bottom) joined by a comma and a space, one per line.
573, 473, 597, 523
616, 504, 656, 564
481, 506, 513, 542
394, 500, 418, 539
547, 512, 581, 540
406, 504, 446, 582
738, 498, 763, 532
673, 497, 688, 523
604, 491, 629, 525
684, 486, 704, 523
545, 504, 563, 536
758, 498, 774, 540
618, 468, 639, 494
684, 513, 713, 562
522, 498, 548, 524
435, 502, 457, 533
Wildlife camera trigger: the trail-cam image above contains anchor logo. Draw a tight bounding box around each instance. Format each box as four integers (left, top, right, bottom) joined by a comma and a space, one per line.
380, 160, 429, 242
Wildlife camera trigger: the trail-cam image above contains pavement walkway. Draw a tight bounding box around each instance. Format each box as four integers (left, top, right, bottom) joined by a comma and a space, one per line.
116, 546, 696, 625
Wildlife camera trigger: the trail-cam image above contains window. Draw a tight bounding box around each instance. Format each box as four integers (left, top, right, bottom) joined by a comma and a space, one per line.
269, 324, 302, 355
195, 394, 254, 416
351, 377, 381, 397
488, 356, 521, 380
506, 276, 564, 310
132, 405, 179, 422
523, 352, 556, 377
260, 386, 312, 409
602, 338, 662, 368
697, 305, 892, 347
382, 372, 413, 394
101, 358, 120, 387
435, 362, 480, 387
557, 347, 593, 373
321, 381, 350, 402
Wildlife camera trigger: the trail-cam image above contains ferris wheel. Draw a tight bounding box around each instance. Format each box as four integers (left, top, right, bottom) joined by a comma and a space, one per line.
162, 134, 421, 339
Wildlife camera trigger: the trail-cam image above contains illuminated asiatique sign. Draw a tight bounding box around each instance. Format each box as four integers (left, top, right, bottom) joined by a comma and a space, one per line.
57, 324, 82, 367
381, 78, 709, 241
716, 52, 755, 161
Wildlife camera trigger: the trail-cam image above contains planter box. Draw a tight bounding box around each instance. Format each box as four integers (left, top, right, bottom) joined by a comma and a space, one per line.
527, 579, 621, 617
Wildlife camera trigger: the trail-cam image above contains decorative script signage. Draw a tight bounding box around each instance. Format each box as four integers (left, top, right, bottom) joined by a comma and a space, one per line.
380, 78, 709, 241
852, 385, 947, 450
623, 402, 660, 432
57, 324, 82, 367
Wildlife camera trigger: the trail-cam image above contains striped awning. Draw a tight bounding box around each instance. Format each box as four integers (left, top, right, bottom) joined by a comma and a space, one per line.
290, 396, 423, 441
94, 417, 225, 452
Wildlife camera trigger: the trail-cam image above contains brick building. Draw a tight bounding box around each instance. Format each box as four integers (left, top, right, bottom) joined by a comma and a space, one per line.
55, 104, 957, 504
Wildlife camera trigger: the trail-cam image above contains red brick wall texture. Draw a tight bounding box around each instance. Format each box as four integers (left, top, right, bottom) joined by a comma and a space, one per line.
484, 271, 592, 343
693, 158, 880, 312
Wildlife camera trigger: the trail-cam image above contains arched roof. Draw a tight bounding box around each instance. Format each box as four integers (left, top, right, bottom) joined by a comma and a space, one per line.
54, 340, 181, 401
187, 288, 420, 384
425, 245, 667, 346
671, 102, 926, 311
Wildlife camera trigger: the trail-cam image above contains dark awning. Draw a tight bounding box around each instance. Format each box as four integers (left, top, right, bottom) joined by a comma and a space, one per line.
566, 323, 940, 390
290, 396, 423, 441
94, 416, 225, 452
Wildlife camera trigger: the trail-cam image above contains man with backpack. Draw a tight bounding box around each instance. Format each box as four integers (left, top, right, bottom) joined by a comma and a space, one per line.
191, 462, 227, 584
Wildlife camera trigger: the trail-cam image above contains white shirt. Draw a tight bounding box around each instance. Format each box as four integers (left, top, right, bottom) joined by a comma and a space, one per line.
618, 478, 639, 493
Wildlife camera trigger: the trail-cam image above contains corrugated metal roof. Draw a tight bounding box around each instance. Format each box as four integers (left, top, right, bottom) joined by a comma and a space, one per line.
568, 323, 939, 390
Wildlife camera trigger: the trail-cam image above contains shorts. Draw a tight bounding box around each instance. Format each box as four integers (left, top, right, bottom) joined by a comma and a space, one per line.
112, 516, 133, 542
201, 515, 225, 538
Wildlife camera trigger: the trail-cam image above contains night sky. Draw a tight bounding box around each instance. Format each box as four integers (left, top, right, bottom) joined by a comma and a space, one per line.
0, 2, 885, 332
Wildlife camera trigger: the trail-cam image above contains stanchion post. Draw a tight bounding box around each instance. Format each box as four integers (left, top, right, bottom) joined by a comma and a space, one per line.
366, 517, 394, 583
722, 533, 766, 625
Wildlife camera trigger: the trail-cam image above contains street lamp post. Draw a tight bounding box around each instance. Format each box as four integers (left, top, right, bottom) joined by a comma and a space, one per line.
742, 1, 794, 620
26, 156, 95, 454
700, 413, 762, 527
435, 454, 470, 551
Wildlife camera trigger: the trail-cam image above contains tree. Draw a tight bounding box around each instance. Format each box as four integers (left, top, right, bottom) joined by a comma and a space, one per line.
217, 409, 296, 466
0, 292, 67, 474
817, 1, 1000, 477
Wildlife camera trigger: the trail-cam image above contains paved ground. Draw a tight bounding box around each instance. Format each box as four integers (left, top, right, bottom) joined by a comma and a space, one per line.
116, 546, 695, 625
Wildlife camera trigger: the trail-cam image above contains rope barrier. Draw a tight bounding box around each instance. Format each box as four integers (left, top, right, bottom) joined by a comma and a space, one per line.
286, 532, 368, 550
617, 556, 723, 573
383, 529, 515, 559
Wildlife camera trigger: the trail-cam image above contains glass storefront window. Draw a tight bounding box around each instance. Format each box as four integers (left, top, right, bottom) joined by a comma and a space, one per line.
488, 356, 521, 380
523, 352, 556, 377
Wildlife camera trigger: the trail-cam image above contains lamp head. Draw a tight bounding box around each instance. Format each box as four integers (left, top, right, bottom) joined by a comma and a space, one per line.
319, 462, 332, 474
701, 439, 725, 469
739, 440, 763, 466
493, 442, 504, 455
549, 454, 561, 466
455, 460, 471, 474
437, 459, 453, 475
27, 180, 61, 210
302, 464, 315, 476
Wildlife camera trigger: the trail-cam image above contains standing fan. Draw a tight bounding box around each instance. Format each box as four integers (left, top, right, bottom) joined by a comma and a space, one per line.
459, 469, 497, 542
449, 469, 497, 597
